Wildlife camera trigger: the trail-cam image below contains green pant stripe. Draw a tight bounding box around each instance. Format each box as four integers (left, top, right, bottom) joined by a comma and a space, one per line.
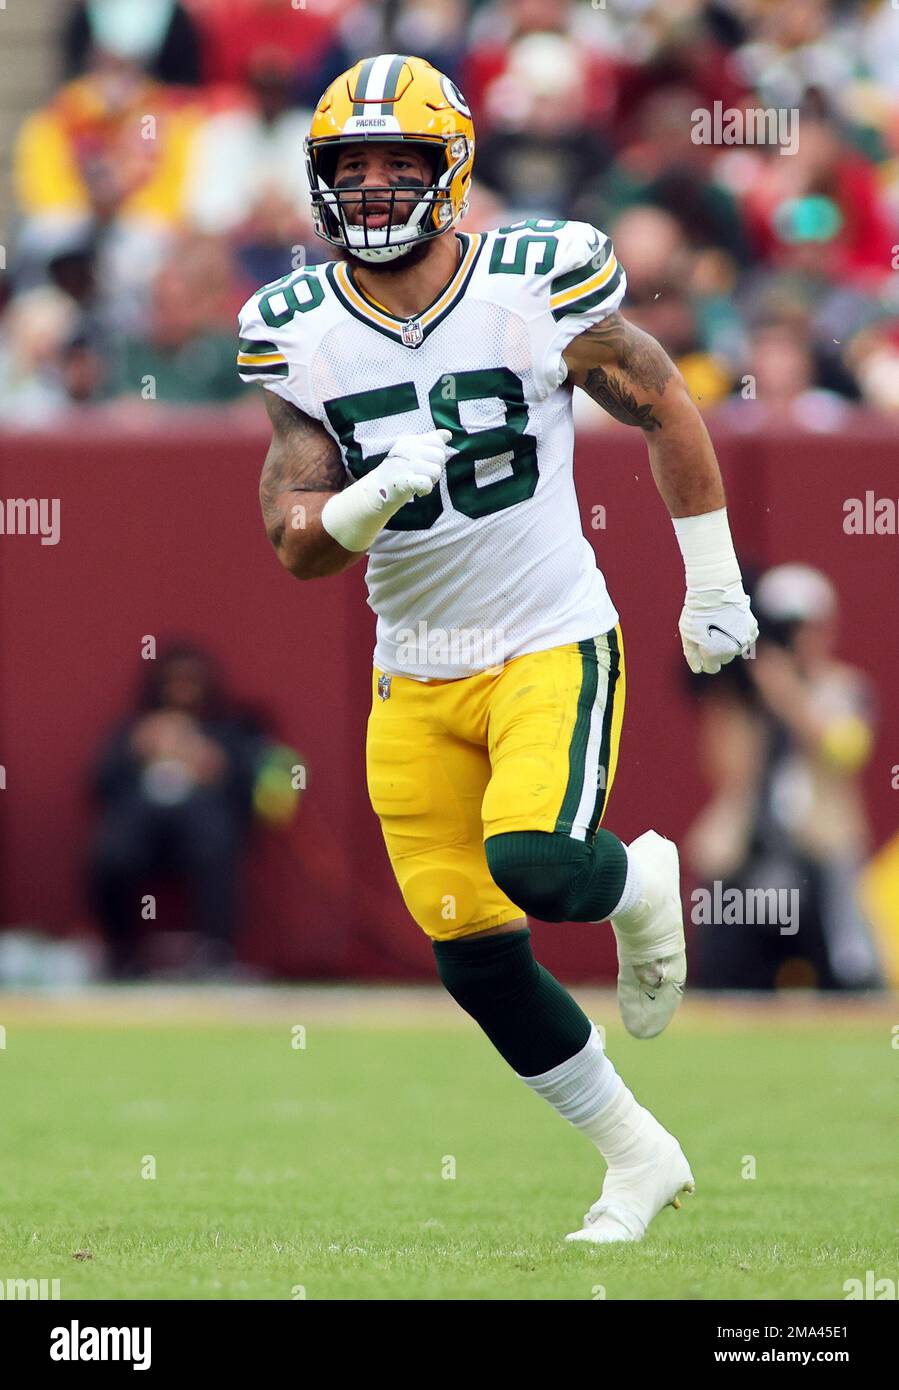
588, 628, 620, 835
554, 639, 599, 834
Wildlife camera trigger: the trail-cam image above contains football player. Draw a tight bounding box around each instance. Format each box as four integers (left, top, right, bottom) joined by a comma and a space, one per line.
238, 55, 758, 1244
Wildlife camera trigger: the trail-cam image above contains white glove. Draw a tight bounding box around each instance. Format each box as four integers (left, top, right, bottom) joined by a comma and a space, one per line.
678, 582, 758, 674
322, 428, 451, 552
365, 429, 451, 510
672, 508, 758, 674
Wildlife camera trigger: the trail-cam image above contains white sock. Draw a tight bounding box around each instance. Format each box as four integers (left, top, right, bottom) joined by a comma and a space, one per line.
576, 1082, 663, 1167
608, 843, 643, 920
518, 1023, 622, 1131
519, 1025, 666, 1168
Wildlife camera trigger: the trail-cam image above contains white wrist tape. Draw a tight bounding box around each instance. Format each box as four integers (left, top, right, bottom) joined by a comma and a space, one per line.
320, 477, 404, 553
672, 507, 742, 591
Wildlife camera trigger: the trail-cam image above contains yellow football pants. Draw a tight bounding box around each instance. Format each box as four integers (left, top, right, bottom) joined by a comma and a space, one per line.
366, 628, 625, 941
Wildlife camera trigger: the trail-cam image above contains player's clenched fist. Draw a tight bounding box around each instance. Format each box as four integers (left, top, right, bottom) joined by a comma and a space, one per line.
368, 429, 452, 510
678, 583, 758, 675
322, 428, 452, 552
672, 507, 758, 674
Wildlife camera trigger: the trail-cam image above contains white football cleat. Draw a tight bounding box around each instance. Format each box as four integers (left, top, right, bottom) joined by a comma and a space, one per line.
611, 830, 686, 1039
565, 1124, 695, 1245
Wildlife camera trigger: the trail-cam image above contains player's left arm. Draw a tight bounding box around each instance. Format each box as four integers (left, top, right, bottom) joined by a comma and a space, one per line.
564, 312, 758, 674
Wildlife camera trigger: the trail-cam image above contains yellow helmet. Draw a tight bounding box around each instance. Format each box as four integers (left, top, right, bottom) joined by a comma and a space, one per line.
305, 53, 475, 264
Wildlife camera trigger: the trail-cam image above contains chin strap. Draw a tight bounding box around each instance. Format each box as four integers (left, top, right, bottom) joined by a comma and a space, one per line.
351, 240, 418, 265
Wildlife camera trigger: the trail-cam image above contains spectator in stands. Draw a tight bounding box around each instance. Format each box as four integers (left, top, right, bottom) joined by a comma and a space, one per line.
475, 32, 613, 219
733, 0, 856, 111
847, 323, 899, 411
612, 0, 751, 133
88, 644, 269, 978
720, 313, 855, 428
111, 234, 245, 404
63, 0, 203, 87
610, 205, 736, 408
43, 235, 124, 366
13, 35, 200, 331
464, 0, 620, 132
59, 331, 107, 406
336, 0, 470, 86
733, 112, 896, 290
0, 287, 82, 426
195, 0, 345, 105
859, 0, 899, 93
685, 563, 882, 991
184, 50, 316, 284
583, 86, 753, 268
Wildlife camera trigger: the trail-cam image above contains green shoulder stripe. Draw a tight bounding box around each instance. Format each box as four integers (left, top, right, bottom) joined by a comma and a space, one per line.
238, 361, 289, 378
238, 337, 279, 355
551, 265, 622, 322
550, 242, 613, 297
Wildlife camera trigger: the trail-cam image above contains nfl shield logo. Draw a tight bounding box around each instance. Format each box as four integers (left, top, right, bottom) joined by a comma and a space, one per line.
378, 673, 392, 701
401, 318, 423, 348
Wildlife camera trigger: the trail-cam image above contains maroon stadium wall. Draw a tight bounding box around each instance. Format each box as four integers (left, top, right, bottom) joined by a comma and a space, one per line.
1, 417, 896, 980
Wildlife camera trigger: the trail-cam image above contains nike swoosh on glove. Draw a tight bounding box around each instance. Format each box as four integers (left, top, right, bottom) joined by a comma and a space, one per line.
679, 583, 759, 674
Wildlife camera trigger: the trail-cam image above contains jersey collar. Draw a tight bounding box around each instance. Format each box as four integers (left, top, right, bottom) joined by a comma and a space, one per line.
325, 233, 483, 349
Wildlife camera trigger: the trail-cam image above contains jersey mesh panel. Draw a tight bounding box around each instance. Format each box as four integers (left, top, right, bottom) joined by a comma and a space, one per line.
311, 297, 618, 678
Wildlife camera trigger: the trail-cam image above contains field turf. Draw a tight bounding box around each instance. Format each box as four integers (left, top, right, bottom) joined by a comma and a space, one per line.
0, 988, 893, 1301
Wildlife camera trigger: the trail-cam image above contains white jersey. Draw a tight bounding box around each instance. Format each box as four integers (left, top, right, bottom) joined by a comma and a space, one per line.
238, 219, 626, 679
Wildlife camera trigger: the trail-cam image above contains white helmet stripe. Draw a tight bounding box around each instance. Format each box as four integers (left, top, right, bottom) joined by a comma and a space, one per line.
362, 53, 404, 109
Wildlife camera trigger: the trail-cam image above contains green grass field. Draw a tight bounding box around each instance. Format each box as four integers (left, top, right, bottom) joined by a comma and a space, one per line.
0, 988, 894, 1300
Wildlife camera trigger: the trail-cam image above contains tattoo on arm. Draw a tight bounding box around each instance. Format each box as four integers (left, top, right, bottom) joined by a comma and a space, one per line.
572, 313, 675, 431
259, 392, 345, 547
581, 367, 663, 431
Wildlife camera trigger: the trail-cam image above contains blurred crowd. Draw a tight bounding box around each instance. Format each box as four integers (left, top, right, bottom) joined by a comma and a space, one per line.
3, 0, 899, 425
686, 562, 883, 991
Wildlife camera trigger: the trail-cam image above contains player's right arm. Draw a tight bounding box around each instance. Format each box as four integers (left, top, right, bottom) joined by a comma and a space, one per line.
241, 277, 451, 581
259, 393, 452, 581
259, 392, 358, 580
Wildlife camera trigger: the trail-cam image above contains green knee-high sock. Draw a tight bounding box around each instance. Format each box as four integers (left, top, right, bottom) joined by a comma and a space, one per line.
433, 928, 592, 1075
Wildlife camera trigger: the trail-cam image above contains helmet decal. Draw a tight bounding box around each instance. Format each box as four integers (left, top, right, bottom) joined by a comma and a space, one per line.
440, 75, 471, 118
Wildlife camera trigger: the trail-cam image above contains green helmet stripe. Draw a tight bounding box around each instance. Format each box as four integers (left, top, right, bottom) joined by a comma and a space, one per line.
380, 54, 407, 112
352, 57, 377, 114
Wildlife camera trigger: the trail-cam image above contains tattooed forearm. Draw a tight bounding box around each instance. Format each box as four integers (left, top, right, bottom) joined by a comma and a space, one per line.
563, 309, 726, 514
577, 313, 674, 396
581, 364, 662, 430
256, 391, 359, 578
259, 392, 345, 549
563, 312, 675, 430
